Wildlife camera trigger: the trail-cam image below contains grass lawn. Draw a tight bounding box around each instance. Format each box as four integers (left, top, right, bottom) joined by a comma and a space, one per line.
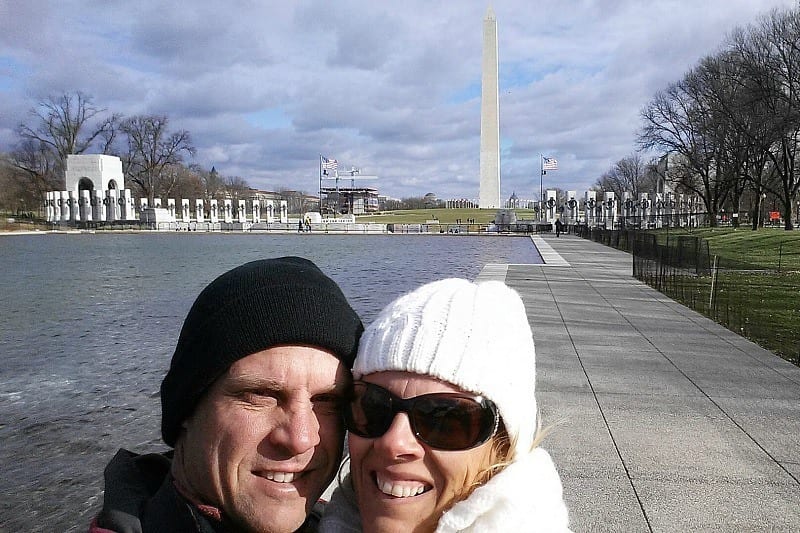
646, 227, 800, 364
653, 226, 800, 270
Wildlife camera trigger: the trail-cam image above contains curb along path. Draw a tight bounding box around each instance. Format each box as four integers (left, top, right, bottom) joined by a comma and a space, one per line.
478, 234, 800, 532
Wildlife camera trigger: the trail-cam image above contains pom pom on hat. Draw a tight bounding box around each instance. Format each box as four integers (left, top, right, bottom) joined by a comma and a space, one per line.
354, 278, 537, 456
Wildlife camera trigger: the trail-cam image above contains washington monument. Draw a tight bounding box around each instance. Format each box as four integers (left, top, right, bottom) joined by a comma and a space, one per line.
479, 5, 500, 209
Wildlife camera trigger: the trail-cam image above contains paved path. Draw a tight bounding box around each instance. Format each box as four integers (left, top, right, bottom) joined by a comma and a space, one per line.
477, 234, 800, 532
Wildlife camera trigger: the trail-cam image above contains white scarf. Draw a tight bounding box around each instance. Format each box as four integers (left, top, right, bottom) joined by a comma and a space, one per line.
436, 448, 570, 532
320, 448, 570, 533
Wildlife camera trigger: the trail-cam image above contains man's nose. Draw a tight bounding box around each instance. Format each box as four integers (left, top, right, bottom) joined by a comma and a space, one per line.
267, 400, 321, 455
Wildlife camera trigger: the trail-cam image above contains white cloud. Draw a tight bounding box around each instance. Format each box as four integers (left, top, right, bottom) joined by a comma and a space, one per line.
0, 0, 795, 200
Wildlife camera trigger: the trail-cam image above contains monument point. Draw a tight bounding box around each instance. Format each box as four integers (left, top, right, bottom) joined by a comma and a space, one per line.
479, 5, 501, 209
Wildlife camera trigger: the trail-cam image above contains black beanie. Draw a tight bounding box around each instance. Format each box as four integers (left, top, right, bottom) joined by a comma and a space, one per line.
160, 256, 364, 447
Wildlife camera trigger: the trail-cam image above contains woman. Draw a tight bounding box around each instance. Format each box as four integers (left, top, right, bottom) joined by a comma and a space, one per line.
321, 278, 570, 532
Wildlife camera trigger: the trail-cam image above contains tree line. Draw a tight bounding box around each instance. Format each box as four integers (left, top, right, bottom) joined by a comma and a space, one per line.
0, 91, 260, 215
596, 6, 800, 230
0, 91, 443, 218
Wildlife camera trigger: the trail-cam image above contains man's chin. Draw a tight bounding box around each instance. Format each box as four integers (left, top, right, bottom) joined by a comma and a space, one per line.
233, 478, 325, 532
231, 499, 309, 533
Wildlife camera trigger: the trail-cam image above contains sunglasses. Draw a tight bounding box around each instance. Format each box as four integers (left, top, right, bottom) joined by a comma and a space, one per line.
344, 381, 499, 451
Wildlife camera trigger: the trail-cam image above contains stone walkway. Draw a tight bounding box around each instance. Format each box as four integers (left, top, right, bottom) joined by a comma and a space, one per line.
477, 234, 800, 532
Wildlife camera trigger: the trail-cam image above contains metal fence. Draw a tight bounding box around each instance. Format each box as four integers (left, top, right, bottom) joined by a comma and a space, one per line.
575, 226, 800, 366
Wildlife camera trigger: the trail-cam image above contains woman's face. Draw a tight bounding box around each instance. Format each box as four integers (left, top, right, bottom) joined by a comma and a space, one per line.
347, 371, 499, 533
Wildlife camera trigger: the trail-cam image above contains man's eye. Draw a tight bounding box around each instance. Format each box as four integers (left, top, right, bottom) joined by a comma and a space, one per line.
239, 391, 279, 406
313, 394, 344, 414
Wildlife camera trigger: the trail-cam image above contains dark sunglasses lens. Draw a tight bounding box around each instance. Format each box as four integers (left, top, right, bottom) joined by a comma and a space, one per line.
412, 396, 496, 450
345, 383, 393, 438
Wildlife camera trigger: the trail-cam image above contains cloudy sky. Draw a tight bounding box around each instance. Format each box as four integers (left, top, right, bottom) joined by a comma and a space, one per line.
0, 0, 795, 202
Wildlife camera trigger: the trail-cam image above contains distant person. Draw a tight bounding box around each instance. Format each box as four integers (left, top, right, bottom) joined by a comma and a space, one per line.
555, 217, 563, 237
320, 278, 570, 532
90, 257, 363, 533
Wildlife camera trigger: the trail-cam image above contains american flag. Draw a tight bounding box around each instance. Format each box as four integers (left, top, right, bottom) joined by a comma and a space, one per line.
321, 156, 338, 170
542, 156, 558, 171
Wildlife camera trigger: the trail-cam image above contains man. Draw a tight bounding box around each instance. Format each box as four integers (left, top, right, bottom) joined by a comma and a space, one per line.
91, 257, 363, 532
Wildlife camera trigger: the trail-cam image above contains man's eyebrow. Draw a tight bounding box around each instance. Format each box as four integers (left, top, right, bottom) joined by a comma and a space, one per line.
225, 375, 283, 390
225, 375, 350, 394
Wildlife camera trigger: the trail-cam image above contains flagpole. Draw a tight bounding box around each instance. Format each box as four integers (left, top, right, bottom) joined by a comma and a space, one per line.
539, 154, 544, 221
319, 154, 323, 213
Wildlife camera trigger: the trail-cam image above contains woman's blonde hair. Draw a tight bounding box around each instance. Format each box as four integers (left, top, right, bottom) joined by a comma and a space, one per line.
458, 412, 551, 501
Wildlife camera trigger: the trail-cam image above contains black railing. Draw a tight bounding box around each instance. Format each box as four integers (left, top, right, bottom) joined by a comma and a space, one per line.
575, 227, 800, 366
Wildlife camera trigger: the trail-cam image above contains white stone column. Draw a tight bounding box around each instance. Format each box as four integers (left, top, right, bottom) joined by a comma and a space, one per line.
167, 199, 176, 220
124, 189, 136, 220
546, 190, 557, 223
666, 192, 677, 227
181, 199, 191, 222
92, 190, 104, 222
195, 199, 205, 223
264, 201, 274, 223
689, 196, 699, 227
621, 192, 633, 228
279, 200, 288, 223
566, 190, 578, 224
79, 190, 91, 222
639, 193, 650, 228
66, 191, 77, 223
45, 192, 54, 222
153, 197, 162, 208
654, 192, 664, 228
223, 199, 233, 223
584, 191, 596, 227
238, 200, 247, 223
252, 200, 261, 223
603, 192, 616, 229
209, 199, 219, 223
108, 189, 120, 221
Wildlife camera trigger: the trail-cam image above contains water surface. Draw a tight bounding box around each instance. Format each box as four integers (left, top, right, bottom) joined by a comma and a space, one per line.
0, 232, 541, 531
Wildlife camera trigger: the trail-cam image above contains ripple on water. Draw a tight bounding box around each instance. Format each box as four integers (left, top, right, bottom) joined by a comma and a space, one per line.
0, 232, 542, 531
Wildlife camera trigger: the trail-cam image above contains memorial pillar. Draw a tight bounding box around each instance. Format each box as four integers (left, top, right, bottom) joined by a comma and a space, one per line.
195, 199, 205, 223
566, 190, 577, 225
181, 199, 191, 223
584, 191, 596, 227
209, 199, 219, 223
93, 190, 105, 222
604, 191, 616, 229
279, 200, 288, 223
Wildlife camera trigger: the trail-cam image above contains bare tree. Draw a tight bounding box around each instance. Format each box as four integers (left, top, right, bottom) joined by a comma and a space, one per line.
17, 91, 117, 170
197, 165, 225, 201
120, 115, 195, 203
0, 153, 41, 215
639, 63, 736, 226
167, 164, 204, 203
224, 175, 251, 202
11, 91, 118, 207
595, 153, 658, 200
730, 7, 800, 229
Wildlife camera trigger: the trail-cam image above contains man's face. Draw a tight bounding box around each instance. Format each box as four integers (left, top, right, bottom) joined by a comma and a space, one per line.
174, 346, 350, 533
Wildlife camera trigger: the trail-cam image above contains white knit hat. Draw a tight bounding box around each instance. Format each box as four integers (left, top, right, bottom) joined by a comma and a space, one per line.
353, 278, 537, 456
